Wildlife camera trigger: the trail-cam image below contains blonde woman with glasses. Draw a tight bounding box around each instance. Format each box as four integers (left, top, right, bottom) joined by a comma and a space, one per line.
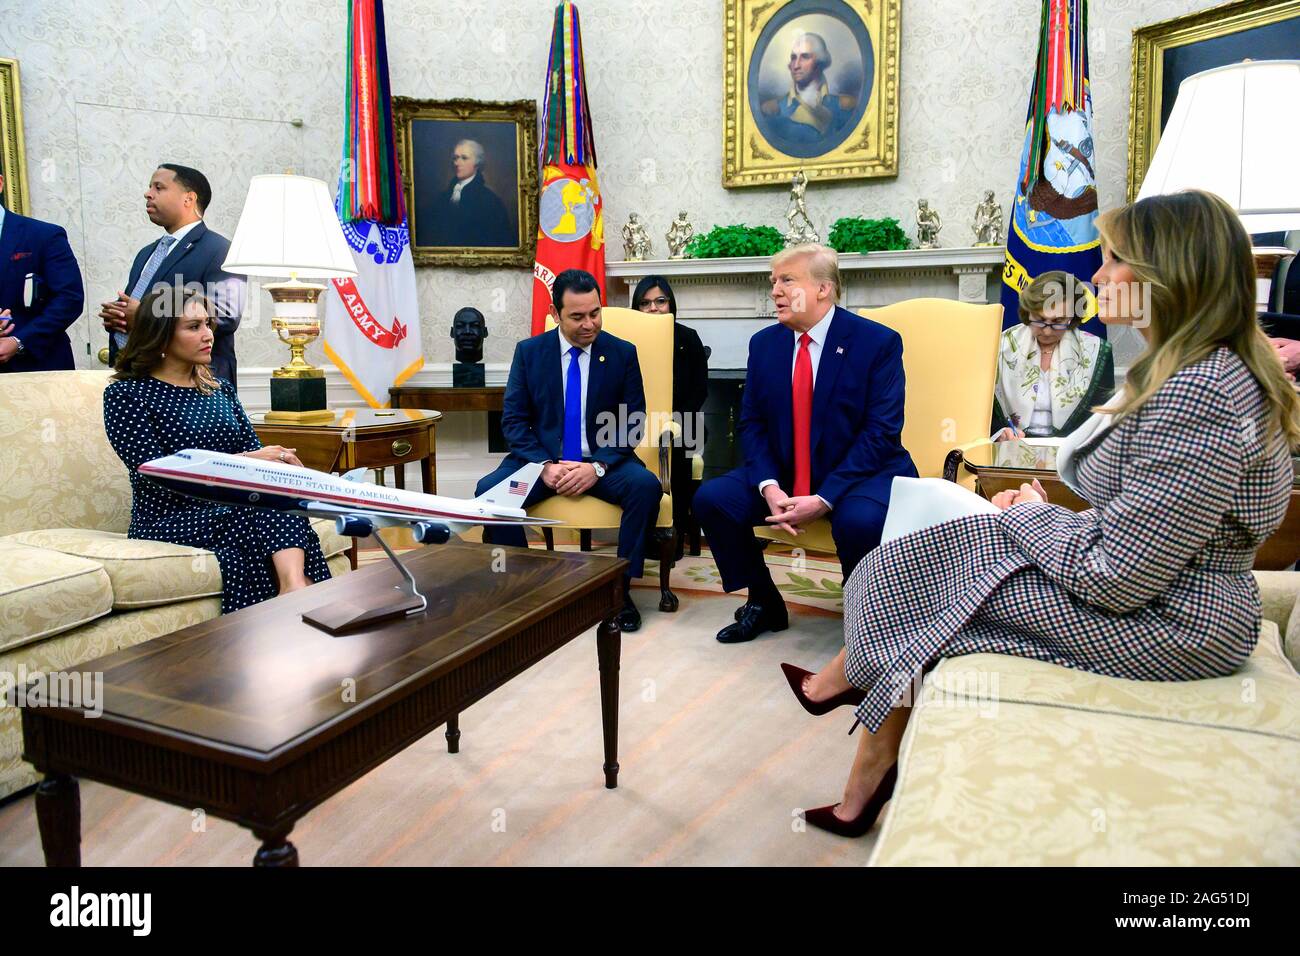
992, 270, 1114, 441
781, 190, 1300, 837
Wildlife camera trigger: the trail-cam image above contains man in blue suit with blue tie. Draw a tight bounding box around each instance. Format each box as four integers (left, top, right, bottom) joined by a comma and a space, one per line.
474, 269, 663, 632
0, 173, 86, 372
99, 164, 244, 386
695, 244, 917, 643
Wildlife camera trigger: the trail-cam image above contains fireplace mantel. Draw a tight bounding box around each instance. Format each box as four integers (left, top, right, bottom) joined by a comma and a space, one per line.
606, 246, 1006, 367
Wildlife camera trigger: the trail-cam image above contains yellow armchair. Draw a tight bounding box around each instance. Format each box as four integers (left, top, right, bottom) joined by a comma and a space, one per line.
531, 307, 680, 611
754, 298, 1002, 556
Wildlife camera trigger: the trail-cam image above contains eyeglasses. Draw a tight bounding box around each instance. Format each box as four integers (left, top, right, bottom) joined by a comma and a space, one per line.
1028, 320, 1072, 331
638, 297, 670, 309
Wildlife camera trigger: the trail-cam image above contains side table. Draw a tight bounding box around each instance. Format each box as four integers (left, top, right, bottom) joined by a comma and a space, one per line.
960, 440, 1300, 570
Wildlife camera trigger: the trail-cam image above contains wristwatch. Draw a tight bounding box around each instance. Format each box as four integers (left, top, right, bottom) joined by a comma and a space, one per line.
12, 337, 24, 355
592, 461, 606, 478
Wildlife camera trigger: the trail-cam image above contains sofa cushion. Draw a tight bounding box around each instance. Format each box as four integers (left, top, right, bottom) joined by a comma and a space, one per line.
924, 621, 1300, 741
0, 370, 133, 538
5, 519, 350, 610
0, 541, 113, 652
870, 626, 1300, 866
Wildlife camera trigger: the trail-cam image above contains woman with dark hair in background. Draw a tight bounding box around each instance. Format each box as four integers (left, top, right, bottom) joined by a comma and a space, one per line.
633, 275, 710, 557
103, 285, 330, 614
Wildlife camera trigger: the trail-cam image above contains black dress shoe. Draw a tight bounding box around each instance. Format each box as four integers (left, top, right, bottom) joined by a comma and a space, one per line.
716, 601, 788, 643
617, 593, 641, 632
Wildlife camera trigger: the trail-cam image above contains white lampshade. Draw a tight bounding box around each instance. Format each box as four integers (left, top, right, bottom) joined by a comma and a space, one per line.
222, 174, 357, 279
1137, 60, 1300, 234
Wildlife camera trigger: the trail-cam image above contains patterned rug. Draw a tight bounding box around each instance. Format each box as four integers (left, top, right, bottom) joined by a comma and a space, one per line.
357, 537, 845, 615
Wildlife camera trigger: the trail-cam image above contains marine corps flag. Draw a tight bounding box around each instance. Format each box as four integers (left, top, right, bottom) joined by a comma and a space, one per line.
1000, 0, 1104, 336
323, 0, 424, 406
530, 1, 605, 336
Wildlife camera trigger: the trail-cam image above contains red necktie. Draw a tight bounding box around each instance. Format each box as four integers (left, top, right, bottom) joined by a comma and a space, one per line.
792, 332, 813, 497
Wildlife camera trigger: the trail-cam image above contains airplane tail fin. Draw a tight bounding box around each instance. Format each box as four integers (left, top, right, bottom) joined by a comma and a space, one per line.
474, 461, 543, 508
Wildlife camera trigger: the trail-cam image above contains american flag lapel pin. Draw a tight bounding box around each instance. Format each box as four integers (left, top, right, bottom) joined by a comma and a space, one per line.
836, 346, 844, 355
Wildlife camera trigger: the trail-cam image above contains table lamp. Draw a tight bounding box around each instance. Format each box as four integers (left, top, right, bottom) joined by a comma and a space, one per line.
1136, 60, 1300, 311
223, 174, 357, 424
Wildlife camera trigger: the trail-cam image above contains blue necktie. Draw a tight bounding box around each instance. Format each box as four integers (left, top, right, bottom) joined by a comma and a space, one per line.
563, 345, 583, 461
115, 235, 176, 348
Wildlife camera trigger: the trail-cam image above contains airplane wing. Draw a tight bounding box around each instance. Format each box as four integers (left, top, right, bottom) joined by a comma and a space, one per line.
304, 501, 427, 528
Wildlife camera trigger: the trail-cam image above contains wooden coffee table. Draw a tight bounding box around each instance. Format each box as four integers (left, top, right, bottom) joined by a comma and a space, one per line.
19, 541, 626, 867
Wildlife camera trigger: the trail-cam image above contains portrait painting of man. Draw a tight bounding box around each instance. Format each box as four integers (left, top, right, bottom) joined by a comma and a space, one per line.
724, 0, 897, 187
412, 123, 518, 249
396, 99, 539, 267
748, 4, 871, 159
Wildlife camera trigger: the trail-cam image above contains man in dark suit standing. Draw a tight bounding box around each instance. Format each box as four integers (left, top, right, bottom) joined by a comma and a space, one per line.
0, 172, 86, 372
694, 244, 917, 643
100, 164, 245, 386
474, 269, 662, 631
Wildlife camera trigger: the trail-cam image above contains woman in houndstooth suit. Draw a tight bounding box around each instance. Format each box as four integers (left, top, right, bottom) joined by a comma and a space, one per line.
782, 190, 1300, 837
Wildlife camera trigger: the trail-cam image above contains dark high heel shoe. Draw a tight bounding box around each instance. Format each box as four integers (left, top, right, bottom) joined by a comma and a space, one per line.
802, 763, 898, 838
780, 662, 866, 717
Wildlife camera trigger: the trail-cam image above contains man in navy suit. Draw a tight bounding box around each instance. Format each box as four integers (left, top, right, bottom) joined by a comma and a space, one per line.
474, 269, 662, 631
99, 164, 245, 386
695, 244, 917, 643
0, 173, 86, 372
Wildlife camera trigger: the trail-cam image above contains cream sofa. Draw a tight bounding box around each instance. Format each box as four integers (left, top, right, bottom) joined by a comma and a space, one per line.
869, 571, 1300, 866
0, 371, 352, 800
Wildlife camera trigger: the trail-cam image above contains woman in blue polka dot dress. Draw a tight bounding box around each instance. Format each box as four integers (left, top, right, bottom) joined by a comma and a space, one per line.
103, 286, 330, 613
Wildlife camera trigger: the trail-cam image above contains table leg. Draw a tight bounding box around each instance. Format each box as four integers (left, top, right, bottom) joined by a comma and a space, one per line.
596, 616, 621, 789
35, 773, 80, 867
393, 463, 405, 490
421, 447, 436, 495
253, 825, 299, 867
445, 714, 460, 754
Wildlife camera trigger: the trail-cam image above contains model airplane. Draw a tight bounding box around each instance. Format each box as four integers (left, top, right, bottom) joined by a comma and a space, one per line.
138, 448, 557, 544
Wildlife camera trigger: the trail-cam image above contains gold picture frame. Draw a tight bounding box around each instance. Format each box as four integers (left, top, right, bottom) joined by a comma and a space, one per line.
0, 58, 30, 215
723, 0, 900, 188
1127, 0, 1300, 201
393, 97, 539, 268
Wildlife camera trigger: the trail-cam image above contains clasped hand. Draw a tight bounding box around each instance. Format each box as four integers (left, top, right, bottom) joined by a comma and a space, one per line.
0, 310, 15, 363
990, 479, 1048, 510
99, 292, 139, 334
543, 460, 598, 497
762, 485, 829, 535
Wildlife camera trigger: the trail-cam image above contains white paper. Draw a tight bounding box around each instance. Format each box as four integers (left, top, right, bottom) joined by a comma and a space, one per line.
881, 476, 1001, 544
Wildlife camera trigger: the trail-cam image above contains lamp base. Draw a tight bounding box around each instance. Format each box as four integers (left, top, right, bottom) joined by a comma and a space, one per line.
268, 375, 332, 425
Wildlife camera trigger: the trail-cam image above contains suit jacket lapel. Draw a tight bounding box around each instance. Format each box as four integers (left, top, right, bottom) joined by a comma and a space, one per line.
0, 212, 23, 276
152, 220, 209, 286
810, 308, 850, 454
584, 333, 607, 449
776, 329, 795, 469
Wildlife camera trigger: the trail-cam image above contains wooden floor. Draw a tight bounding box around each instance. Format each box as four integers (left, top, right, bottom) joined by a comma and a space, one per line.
0, 587, 879, 867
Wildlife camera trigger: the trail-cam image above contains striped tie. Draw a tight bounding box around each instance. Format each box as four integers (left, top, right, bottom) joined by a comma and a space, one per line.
115, 235, 176, 347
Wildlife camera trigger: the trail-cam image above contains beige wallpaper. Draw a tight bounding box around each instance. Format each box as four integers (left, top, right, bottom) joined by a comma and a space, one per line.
3, 0, 1213, 374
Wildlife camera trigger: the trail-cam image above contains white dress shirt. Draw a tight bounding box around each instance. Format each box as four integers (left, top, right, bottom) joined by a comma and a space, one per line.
153, 219, 201, 263
451, 175, 476, 204
559, 329, 593, 458
759, 304, 836, 507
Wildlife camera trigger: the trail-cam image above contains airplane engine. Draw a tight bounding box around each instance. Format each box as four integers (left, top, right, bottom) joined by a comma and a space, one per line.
412, 522, 452, 545
335, 514, 376, 538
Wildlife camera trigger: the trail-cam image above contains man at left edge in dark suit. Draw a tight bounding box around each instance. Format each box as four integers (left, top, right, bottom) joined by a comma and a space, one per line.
100, 164, 245, 386
474, 269, 663, 632
0, 172, 86, 372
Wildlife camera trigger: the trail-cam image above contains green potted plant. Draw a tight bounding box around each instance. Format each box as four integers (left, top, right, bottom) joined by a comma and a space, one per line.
685, 224, 785, 259
826, 216, 911, 254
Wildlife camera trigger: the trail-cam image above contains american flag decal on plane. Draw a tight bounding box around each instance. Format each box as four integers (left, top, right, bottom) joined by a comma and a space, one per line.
509, 480, 528, 496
